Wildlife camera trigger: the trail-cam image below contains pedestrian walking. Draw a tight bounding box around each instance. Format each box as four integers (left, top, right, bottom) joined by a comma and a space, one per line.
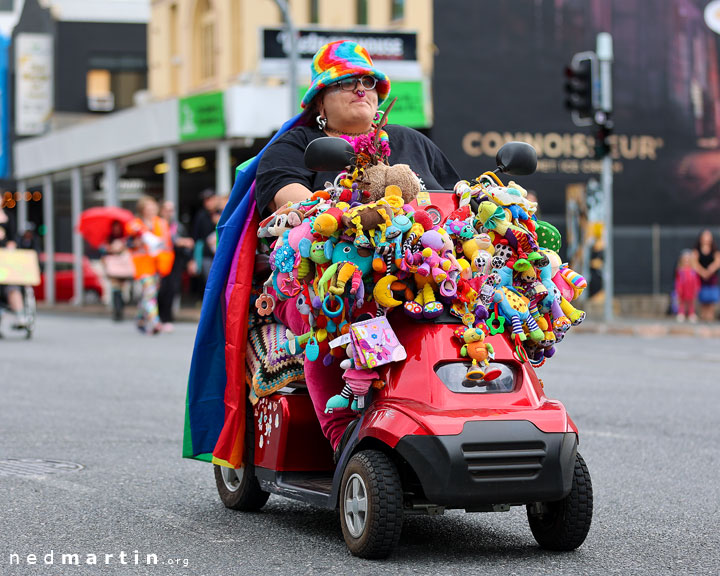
100, 220, 134, 322
192, 189, 218, 295
674, 249, 700, 322
125, 196, 174, 335
157, 201, 194, 332
691, 229, 720, 322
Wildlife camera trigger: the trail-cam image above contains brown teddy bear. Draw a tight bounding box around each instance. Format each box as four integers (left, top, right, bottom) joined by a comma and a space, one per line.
358, 163, 421, 205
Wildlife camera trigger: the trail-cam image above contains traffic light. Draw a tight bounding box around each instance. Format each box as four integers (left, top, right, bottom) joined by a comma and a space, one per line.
594, 117, 613, 158
564, 54, 596, 126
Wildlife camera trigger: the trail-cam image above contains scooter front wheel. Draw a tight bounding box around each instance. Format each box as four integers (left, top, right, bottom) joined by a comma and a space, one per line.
339, 450, 403, 559
526, 452, 593, 550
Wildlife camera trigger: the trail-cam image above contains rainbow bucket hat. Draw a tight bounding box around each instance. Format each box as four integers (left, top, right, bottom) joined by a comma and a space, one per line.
301, 40, 391, 109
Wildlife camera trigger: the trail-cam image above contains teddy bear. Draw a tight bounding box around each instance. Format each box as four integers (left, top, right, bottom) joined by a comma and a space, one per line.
358, 163, 421, 205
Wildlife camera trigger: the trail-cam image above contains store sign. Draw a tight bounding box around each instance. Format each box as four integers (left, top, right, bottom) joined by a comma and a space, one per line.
261, 28, 421, 79
15, 33, 53, 136
0, 36, 9, 178
179, 91, 225, 141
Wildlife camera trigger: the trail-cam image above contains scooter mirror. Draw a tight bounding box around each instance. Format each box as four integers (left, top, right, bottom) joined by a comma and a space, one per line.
304, 137, 355, 172
495, 142, 537, 176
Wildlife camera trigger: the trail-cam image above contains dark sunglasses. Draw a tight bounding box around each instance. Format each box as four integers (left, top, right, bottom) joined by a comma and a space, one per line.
333, 75, 377, 92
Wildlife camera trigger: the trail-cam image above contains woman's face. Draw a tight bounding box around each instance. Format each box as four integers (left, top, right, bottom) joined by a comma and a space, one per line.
141, 201, 158, 220
700, 230, 713, 245
320, 76, 378, 131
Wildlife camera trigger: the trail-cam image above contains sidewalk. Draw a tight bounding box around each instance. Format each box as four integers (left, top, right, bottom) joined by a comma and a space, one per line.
35, 303, 720, 338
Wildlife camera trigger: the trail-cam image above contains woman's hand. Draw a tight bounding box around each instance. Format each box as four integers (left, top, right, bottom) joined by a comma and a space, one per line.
270, 183, 314, 212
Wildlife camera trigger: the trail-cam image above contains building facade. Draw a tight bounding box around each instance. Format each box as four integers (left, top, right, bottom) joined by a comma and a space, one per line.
9, 0, 432, 304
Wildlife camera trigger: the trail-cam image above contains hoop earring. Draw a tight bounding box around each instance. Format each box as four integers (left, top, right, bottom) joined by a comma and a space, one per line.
316, 115, 327, 131
373, 112, 381, 122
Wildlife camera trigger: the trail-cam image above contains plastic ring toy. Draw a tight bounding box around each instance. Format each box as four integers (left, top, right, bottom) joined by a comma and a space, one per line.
322, 294, 344, 318
256, 293, 275, 316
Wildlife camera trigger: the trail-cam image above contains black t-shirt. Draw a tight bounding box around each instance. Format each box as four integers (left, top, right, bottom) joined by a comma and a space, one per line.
255, 124, 460, 217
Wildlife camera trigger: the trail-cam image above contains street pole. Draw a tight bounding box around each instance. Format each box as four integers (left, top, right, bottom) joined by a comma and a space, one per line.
597, 32, 614, 322
273, 0, 298, 118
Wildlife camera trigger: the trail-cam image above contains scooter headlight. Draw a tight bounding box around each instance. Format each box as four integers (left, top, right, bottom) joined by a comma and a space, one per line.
434, 362, 516, 394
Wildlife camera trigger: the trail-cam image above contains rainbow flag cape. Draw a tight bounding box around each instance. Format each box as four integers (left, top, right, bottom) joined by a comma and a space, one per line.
183, 113, 301, 467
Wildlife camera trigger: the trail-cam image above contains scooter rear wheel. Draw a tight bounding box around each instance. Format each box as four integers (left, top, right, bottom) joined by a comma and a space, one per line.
526, 452, 593, 550
214, 463, 269, 511
340, 450, 403, 559
213, 401, 269, 511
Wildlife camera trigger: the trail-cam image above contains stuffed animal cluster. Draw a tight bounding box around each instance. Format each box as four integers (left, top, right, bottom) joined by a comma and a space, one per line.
254, 131, 587, 408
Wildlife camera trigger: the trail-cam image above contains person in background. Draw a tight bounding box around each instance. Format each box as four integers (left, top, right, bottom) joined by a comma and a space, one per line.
0, 208, 28, 329
157, 201, 194, 332
16, 222, 41, 252
100, 219, 132, 322
192, 189, 218, 294
125, 196, 175, 335
691, 229, 720, 322
674, 249, 700, 323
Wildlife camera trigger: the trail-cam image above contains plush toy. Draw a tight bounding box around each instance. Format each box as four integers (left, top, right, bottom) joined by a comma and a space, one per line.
454, 325, 502, 382
359, 163, 421, 204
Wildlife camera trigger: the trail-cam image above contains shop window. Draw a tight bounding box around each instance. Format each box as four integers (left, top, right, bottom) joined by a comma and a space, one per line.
356, 0, 367, 25
86, 68, 147, 112
309, 0, 319, 24
87, 69, 114, 112
194, 0, 216, 84
391, 0, 404, 21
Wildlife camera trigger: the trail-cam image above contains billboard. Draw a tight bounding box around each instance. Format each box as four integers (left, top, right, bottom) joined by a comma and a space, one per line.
433, 0, 720, 227
15, 32, 53, 136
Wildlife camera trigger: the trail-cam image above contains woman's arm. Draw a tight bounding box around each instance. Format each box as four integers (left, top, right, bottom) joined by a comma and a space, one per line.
690, 249, 709, 280
269, 183, 314, 212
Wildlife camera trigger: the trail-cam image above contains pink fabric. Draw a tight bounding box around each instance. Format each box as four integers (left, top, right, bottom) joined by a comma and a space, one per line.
675, 266, 700, 302
272, 295, 356, 449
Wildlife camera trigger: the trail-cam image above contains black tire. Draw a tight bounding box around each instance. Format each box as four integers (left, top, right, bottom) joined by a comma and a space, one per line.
213, 403, 269, 511
339, 450, 403, 559
527, 452, 593, 551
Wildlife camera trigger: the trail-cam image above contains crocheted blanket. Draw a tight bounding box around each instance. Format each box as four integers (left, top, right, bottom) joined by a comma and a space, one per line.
246, 322, 305, 404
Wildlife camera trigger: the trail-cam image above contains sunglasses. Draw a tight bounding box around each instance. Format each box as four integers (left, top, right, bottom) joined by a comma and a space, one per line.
333, 75, 377, 92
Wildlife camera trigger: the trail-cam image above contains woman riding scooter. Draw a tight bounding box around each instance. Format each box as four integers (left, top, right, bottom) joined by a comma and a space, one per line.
255, 39, 460, 455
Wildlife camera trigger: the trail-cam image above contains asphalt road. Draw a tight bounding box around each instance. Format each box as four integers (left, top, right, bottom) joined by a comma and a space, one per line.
1, 314, 718, 575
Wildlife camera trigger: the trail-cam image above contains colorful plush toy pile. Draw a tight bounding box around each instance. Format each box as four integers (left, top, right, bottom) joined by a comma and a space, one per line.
254, 129, 586, 410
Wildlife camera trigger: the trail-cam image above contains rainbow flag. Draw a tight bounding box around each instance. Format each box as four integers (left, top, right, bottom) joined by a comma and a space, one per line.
183, 113, 301, 467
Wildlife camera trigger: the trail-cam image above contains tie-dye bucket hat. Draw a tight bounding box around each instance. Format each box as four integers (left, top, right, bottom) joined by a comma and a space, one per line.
301, 40, 391, 109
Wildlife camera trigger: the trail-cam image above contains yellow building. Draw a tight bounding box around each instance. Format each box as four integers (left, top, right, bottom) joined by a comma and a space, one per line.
148, 0, 434, 99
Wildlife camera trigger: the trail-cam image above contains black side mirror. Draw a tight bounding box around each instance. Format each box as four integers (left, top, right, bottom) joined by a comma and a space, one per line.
304, 137, 355, 172
495, 142, 537, 176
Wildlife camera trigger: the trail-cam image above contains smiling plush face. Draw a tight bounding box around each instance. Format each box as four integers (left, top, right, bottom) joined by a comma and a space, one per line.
332, 241, 373, 276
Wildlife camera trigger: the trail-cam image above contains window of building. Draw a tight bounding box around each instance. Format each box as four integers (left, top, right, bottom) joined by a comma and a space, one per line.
194, 0, 216, 84
356, 0, 367, 25
391, 0, 404, 21
86, 56, 148, 112
309, 0, 319, 24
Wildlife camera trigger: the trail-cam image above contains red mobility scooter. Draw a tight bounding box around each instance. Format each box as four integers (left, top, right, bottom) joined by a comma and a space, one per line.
213, 142, 592, 559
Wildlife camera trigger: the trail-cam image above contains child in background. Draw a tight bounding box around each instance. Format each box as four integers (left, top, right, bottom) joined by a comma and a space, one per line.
675, 250, 701, 322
